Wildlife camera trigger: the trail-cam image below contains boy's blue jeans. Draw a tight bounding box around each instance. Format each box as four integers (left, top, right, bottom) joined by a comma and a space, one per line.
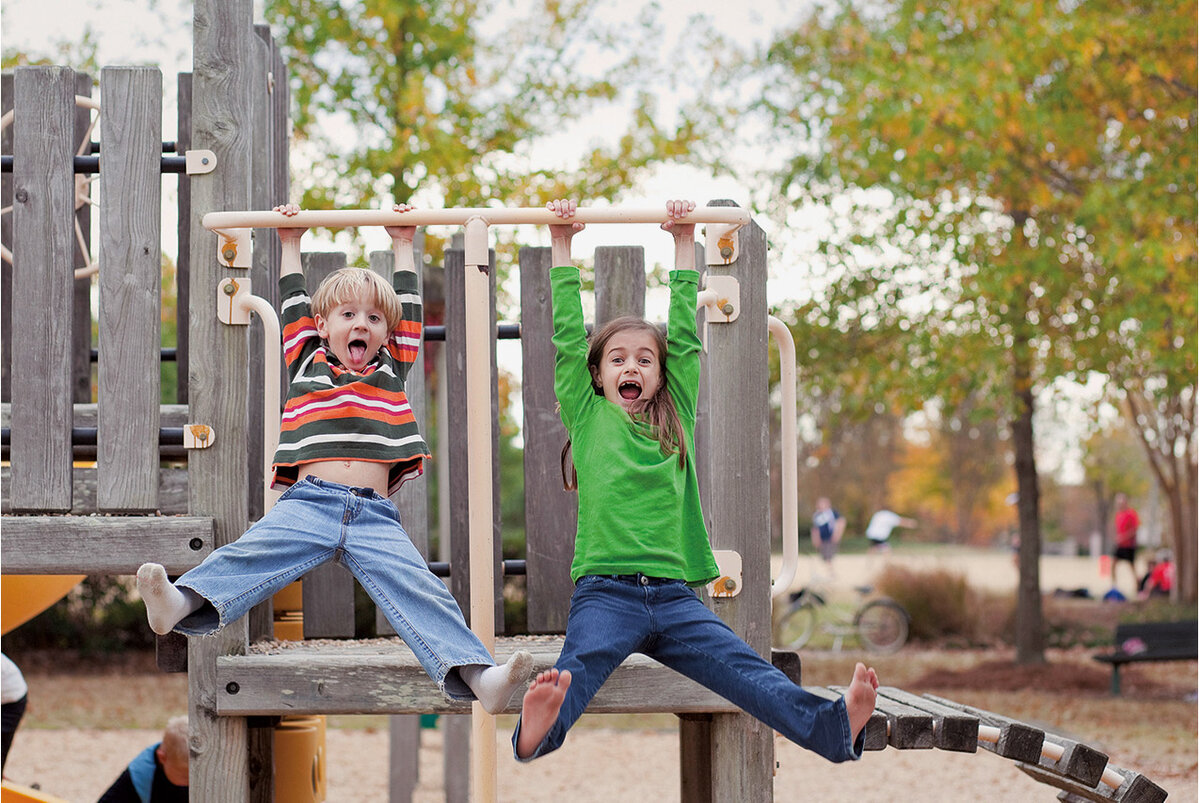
513, 574, 861, 763
173, 477, 494, 700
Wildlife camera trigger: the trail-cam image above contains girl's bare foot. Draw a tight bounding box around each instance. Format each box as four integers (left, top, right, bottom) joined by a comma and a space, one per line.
515, 668, 572, 759
845, 662, 879, 742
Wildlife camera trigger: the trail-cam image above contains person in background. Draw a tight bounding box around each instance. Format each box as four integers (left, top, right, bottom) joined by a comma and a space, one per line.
97, 716, 188, 803
864, 509, 918, 553
1, 653, 27, 774
1111, 493, 1141, 593
810, 497, 847, 577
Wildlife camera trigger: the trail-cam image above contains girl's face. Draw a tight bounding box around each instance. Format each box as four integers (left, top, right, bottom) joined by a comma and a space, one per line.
315, 289, 389, 372
593, 328, 662, 412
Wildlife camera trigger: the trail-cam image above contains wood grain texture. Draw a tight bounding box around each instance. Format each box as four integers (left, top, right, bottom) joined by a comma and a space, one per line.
0, 515, 214, 573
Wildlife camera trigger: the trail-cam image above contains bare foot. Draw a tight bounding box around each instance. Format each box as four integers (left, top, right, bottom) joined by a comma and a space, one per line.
515, 668, 572, 759
845, 662, 879, 742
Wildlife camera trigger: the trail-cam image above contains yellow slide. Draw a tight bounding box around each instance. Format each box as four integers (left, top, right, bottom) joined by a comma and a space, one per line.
1, 780, 71, 803
1, 575, 86, 636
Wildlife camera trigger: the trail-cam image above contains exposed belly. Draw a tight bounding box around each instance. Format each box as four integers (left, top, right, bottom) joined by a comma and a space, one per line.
298, 459, 389, 495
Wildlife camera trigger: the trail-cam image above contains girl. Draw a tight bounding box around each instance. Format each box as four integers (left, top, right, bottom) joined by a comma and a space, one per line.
513, 199, 879, 762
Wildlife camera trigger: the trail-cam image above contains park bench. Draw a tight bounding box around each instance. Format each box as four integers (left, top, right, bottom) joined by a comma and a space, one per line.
1093, 620, 1198, 695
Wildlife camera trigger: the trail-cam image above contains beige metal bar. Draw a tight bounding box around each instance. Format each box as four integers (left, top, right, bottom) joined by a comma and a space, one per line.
239, 292, 281, 512
462, 215, 498, 802
767, 315, 799, 597
202, 205, 751, 231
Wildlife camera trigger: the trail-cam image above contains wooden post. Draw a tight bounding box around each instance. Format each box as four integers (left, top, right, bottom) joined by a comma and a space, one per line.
188, 1, 255, 799
519, 245, 577, 633
1, 72, 12, 405
97, 66, 162, 512
175, 72, 192, 405
693, 202, 775, 800
443, 246, 503, 626
10, 66, 76, 512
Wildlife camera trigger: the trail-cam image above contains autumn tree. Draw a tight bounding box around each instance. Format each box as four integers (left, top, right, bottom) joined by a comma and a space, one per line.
264, 0, 703, 223
740, 0, 1197, 659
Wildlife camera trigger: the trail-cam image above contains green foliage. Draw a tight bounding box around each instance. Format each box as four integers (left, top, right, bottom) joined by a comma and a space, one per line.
264, 0, 706, 226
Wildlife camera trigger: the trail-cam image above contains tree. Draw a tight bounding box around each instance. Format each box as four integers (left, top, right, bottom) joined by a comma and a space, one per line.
742, 0, 1197, 657
264, 1, 703, 230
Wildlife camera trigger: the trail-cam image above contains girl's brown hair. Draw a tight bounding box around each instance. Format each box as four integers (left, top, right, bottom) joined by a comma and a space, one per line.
561, 315, 687, 490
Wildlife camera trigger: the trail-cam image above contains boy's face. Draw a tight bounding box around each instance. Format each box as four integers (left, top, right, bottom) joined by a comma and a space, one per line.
593, 329, 661, 413
315, 290, 390, 372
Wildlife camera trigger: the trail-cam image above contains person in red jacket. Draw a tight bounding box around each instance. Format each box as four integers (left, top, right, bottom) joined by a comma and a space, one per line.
1111, 493, 1141, 593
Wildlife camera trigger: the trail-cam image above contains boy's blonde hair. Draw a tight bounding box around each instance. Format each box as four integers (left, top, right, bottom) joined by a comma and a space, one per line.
312, 268, 403, 332
160, 715, 189, 765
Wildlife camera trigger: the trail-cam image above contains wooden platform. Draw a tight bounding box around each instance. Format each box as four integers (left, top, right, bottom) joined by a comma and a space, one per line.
214, 637, 1167, 803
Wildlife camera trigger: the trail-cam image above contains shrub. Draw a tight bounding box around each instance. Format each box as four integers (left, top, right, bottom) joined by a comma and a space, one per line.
873, 564, 1009, 647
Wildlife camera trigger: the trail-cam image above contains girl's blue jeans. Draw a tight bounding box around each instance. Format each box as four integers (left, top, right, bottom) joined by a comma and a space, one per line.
172, 477, 494, 700
513, 574, 861, 763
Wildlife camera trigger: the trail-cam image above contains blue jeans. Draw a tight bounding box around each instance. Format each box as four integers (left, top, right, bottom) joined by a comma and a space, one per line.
173, 477, 494, 700
513, 574, 860, 762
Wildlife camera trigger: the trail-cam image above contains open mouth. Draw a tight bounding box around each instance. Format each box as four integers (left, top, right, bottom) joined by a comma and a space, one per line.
348, 338, 369, 363
618, 381, 642, 401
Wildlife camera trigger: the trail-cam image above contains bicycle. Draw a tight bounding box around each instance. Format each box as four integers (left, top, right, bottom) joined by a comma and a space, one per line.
773, 585, 909, 654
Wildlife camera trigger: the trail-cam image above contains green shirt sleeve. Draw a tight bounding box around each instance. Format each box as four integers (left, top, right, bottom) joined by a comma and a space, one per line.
550, 266, 596, 432
665, 270, 702, 427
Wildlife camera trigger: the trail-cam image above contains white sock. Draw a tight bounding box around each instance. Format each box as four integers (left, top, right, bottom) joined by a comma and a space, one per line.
137, 563, 203, 635
459, 650, 534, 714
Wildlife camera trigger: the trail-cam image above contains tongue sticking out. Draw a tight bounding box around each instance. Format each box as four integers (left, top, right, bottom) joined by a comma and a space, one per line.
348, 340, 368, 364
619, 382, 641, 400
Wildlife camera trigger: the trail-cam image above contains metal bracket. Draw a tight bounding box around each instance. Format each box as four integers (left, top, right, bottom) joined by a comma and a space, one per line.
185, 149, 217, 175
707, 550, 743, 599
705, 223, 739, 266
702, 275, 740, 323
217, 277, 252, 325
214, 227, 252, 269
183, 424, 215, 449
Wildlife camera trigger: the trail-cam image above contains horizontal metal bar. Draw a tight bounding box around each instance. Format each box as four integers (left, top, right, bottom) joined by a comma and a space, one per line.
0, 155, 190, 174
203, 206, 751, 231
426, 560, 526, 578
0, 427, 185, 447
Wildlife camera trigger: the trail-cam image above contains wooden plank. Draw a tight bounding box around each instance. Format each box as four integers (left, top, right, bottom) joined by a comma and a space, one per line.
98, 66, 163, 512
10, 66, 77, 512
189, 0, 256, 797
923, 693, 1044, 762
215, 638, 740, 716
71, 72, 93, 405
1, 465, 188, 515
0, 515, 214, 573
804, 685, 889, 752
388, 715, 420, 803
699, 202, 774, 801
175, 72, 191, 405
678, 715, 713, 803
842, 686, 935, 750
1018, 762, 1168, 803
593, 245, 644, 323
876, 686, 978, 752
442, 715, 470, 803
518, 245, 576, 633
444, 247, 503, 629
2, 72, 13, 405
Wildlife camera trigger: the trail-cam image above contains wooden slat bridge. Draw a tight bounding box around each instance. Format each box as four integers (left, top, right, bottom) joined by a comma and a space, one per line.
215, 638, 1168, 803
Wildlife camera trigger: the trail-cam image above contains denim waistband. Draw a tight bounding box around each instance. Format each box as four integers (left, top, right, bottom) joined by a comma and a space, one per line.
302, 475, 383, 499
599, 573, 684, 587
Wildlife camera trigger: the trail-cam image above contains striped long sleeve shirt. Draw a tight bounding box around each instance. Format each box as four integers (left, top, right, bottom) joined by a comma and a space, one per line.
271, 271, 430, 496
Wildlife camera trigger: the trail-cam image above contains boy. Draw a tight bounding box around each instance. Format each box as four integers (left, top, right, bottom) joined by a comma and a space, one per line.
138, 204, 530, 713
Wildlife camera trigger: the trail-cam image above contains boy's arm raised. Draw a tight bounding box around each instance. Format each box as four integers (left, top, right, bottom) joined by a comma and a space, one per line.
384, 203, 418, 275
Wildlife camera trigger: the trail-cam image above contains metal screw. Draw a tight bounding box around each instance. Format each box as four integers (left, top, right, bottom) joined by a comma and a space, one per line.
201, 157, 210, 165
226, 682, 240, 695
189, 537, 204, 551
222, 245, 237, 263
720, 303, 734, 315
223, 281, 237, 295
720, 246, 733, 259
14, 189, 28, 203
723, 578, 736, 591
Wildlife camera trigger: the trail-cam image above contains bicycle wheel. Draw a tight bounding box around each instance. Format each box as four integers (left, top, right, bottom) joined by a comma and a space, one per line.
775, 599, 818, 650
855, 599, 908, 653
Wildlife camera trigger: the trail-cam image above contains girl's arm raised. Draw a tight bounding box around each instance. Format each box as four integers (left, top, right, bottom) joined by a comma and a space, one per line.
548, 199, 585, 266
661, 199, 697, 271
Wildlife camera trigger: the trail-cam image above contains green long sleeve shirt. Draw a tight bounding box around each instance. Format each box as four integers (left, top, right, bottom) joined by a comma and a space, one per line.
551, 265, 719, 585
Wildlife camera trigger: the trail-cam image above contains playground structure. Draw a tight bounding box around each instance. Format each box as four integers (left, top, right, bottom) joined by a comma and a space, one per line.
0, 3, 1172, 802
